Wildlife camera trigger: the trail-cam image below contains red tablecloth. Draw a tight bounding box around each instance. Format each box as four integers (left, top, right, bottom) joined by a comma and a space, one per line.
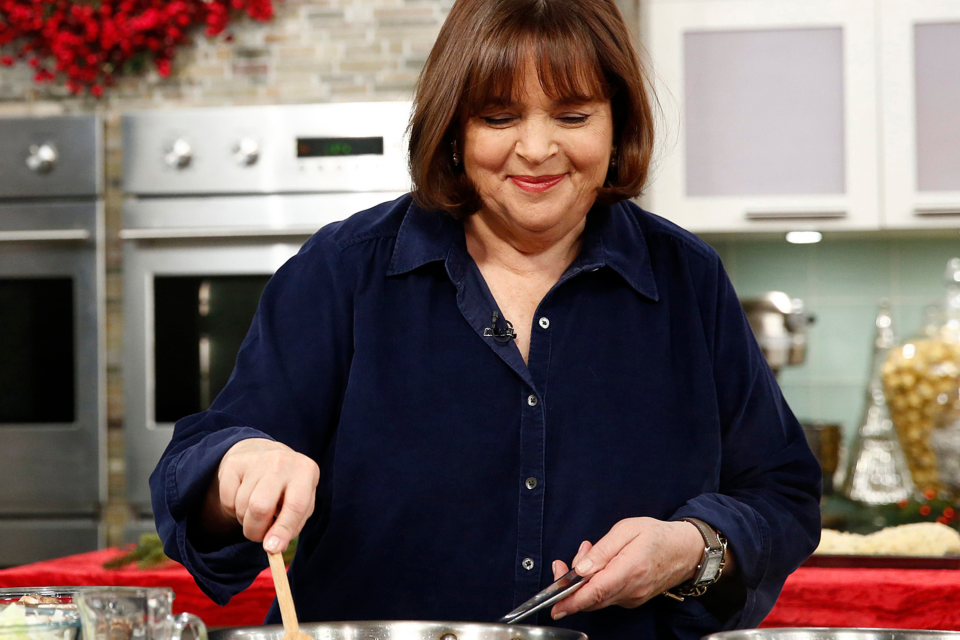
2, 551, 960, 630
761, 566, 960, 630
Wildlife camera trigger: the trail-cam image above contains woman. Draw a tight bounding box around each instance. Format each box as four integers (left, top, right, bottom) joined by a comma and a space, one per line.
151, 1, 821, 638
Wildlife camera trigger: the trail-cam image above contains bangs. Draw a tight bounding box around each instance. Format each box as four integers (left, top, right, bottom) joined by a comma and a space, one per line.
462, 23, 611, 114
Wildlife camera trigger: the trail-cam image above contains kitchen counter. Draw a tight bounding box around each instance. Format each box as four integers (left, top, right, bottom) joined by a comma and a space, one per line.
2, 549, 959, 630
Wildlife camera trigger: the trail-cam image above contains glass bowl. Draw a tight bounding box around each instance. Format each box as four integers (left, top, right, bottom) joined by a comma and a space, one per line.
0, 588, 82, 640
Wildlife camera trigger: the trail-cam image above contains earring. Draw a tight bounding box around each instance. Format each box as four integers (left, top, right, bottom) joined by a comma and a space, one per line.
451, 140, 461, 166
609, 147, 618, 169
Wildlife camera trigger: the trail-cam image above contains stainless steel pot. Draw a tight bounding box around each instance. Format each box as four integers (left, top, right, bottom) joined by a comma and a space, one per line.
706, 629, 960, 640
209, 621, 585, 640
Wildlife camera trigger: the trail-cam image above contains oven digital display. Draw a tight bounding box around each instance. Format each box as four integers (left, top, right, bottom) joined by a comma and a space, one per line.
296, 137, 384, 157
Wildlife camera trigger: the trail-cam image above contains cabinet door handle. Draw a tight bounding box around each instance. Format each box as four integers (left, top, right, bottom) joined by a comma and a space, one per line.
745, 210, 847, 221
0, 229, 91, 242
915, 207, 960, 217
119, 226, 319, 240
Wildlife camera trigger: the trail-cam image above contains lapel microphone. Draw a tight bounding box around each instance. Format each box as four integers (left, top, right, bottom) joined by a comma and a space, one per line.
483, 310, 517, 344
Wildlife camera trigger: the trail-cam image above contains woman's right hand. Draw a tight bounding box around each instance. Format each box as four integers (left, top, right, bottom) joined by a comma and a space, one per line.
201, 438, 320, 554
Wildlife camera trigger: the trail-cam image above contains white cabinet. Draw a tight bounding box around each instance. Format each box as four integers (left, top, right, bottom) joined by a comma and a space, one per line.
881, 0, 960, 228
642, 0, 880, 233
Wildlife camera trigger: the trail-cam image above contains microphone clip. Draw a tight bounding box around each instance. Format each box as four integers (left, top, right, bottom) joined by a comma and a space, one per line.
483, 310, 517, 344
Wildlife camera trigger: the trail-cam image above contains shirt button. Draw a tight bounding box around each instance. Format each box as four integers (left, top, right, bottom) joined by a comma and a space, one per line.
527, 394, 538, 407
522, 557, 535, 571
538, 317, 550, 329
525, 477, 537, 490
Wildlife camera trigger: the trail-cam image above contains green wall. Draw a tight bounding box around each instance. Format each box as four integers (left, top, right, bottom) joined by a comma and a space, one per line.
708, 237, 960, 444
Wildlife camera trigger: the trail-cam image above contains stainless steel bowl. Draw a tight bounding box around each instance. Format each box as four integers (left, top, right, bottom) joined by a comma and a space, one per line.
209, 621, 586, 640
741, 292, 815, 374
706, 629, 960, 640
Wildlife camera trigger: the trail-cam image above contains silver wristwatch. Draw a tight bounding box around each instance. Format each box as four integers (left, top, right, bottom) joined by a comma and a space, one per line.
664, 517, 727, 601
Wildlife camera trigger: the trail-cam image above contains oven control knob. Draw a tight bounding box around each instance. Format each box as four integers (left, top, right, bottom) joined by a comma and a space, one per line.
26, 143, 58, 174
164, 138, 193, 170
233, 137, 260, 167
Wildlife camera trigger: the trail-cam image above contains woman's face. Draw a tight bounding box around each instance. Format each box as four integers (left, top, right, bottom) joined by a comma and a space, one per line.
462, 59, 614, 239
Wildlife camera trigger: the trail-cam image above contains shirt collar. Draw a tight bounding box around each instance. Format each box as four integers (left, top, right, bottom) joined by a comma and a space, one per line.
387, 198, 659, 302
577, 200, 659, 302
385, 200, 459, 277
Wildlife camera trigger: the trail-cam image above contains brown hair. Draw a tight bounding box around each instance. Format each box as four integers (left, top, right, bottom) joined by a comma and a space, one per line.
408, 0, 656, 217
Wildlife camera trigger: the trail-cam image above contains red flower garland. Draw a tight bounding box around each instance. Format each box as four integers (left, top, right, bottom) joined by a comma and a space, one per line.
0, 0, 274, 95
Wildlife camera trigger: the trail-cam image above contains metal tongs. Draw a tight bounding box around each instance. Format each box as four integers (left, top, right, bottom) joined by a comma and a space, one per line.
498, 568, 589, 625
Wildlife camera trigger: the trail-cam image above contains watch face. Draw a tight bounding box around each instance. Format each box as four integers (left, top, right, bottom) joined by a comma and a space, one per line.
701, 552, 723, 582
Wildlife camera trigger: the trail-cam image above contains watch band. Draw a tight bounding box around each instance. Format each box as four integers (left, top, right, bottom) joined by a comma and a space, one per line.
664, 517, 726, 602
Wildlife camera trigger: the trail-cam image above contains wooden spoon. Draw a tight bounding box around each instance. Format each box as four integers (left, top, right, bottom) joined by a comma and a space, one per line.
268, 551, 312, 640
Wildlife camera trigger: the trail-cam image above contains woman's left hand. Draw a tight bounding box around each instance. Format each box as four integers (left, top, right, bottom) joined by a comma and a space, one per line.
549, 517, 705, 620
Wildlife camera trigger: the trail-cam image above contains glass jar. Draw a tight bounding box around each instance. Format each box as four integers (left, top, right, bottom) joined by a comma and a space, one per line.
882, 258, 960, 496
839, 300, 913, 504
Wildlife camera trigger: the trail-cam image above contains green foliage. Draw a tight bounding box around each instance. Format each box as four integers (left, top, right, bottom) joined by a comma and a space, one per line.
823, 494, 959, 535
103, 534, 169, 570
103, 534, 299, 570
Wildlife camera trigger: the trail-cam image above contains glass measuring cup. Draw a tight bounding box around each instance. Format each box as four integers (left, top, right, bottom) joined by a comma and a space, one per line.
76, 588, 206, 640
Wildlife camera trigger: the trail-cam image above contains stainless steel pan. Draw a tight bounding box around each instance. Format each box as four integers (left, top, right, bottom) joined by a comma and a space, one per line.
209, 621, 586, 640
706, 629, 960, 640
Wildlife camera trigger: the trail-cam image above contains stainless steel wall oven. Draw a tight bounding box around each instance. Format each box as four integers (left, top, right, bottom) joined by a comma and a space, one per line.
0, 115, 105, 565
121, 102, 411, 537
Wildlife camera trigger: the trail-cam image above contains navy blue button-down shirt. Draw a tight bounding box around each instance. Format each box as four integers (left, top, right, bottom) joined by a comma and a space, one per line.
151, 195, 821, 640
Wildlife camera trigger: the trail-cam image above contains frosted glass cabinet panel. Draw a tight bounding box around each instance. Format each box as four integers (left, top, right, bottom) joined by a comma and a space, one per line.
643, 0, 880, 233
882, 1, 960, 227
684, 28, 845, 197
915, 24, 960, 193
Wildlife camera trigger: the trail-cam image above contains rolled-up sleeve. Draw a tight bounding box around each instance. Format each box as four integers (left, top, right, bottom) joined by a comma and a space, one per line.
669, 256, 822, 629
149, 227, 355, 605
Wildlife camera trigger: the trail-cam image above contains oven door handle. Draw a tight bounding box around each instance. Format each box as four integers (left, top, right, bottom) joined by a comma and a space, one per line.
119, 227, 320, 240
0, 229, 91, 242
